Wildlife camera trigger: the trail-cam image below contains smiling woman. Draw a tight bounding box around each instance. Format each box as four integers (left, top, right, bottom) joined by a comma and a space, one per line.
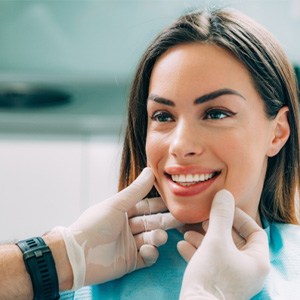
93, 8, 300, 299
120, 9, 299, 226
145, 43, 280, 225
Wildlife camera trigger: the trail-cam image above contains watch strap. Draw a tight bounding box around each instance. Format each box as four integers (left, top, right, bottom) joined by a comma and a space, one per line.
17, 237, 60, 300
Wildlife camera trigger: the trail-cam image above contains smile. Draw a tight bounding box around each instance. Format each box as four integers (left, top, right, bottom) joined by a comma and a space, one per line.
165, 168, 221, 197
171, 173, 216, 186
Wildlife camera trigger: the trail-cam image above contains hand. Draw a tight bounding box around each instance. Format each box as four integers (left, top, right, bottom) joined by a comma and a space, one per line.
178, 190, 270, 300
54, 167, 181, 290
128, 196, 183, 266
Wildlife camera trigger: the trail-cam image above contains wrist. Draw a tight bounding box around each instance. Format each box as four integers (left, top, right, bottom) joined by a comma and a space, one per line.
43, 230, 73, 291
53, 226, 86, 290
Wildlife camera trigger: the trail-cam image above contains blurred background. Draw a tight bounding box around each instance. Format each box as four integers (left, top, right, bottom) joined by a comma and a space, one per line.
0, 0, 299, 241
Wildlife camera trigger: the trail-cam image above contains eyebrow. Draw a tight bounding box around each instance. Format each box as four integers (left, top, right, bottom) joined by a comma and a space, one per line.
147, 94, 175, 106
194, 88, 246, 104
147, 88, 246, 106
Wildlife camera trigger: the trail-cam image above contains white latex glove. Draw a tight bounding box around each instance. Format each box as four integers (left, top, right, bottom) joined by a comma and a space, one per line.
178, 190, 270, 300
54, 167, 182, 290
128, 196, 183, 265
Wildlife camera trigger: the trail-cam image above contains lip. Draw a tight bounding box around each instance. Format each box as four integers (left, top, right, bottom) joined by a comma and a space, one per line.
164, 165, 220, 197
165, 165, 219, 175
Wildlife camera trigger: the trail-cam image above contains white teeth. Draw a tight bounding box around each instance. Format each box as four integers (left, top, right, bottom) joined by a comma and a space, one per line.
179, 174, 185, 182
171, 173, 215, 184
186, 174, 193, 182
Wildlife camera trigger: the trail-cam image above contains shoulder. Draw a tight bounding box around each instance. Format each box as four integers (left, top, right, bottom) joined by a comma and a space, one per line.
271, 222, 300, 235
267, 222, 300, 254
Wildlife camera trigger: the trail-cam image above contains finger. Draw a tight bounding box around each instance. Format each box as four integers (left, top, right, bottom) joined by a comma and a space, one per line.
232, 228, 246, 249
136, 245, 159, 269
233, 209, 270, 277
234, 207, 263, 239
177, 240, 196, 262
207, 189, 235, 237
184, 231, 205, 248
233, 207, 268, 251
130, 212, 183, 235
111, 167, 155, 211
128, 197, 168, 218
201, 220, 209, 232
134, 229, 168, 250
204, 216, 246, 249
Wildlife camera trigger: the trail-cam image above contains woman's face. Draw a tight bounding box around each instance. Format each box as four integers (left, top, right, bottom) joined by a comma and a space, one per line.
146, 43, 280, 224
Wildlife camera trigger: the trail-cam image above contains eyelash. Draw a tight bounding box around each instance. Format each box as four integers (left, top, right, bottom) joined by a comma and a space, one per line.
204, 108, 235, 120
150, 108, 235, 123
151, 111, 174, 122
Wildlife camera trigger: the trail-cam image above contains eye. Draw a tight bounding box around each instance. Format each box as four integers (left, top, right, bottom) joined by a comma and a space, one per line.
204, 108, 234, 120
151, 111, 174, 122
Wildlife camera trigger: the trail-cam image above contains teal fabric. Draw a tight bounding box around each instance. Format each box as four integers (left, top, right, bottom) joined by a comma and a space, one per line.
91, 230, 186, 299
70, 223, 300, 299
252, 222, 300, 299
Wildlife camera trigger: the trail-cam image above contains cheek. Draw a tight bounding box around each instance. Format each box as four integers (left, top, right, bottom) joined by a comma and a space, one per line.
145, 135, 155, 169
146, 133, 169, 197
220, 139, 268, 209
145, 132, 167, 170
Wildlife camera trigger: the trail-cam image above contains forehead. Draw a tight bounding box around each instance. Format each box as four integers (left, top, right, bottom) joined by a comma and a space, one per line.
149, 43, 256, 99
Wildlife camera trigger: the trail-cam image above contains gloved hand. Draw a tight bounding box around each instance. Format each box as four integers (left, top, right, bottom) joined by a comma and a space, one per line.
54, 167, 181, 290
178, 190, 270, 300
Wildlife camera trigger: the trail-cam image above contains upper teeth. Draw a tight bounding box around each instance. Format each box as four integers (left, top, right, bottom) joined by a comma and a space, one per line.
171, 173, 214, 183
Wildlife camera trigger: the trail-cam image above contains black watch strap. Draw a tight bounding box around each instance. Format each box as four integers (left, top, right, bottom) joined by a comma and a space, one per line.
17, 237, 60, 300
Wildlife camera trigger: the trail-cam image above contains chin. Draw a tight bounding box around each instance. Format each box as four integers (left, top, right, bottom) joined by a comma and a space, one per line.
170, 207, 209, 224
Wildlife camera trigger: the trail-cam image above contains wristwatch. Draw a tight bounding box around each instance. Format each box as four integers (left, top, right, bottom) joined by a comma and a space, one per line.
17, 237, 60, 300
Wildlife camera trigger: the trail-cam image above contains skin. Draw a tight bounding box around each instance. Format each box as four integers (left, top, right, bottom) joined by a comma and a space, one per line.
146, 43, 290, 225
0, 232, 73, 300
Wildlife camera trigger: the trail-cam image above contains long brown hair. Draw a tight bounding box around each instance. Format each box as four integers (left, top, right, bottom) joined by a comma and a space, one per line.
119, 9, 300, 224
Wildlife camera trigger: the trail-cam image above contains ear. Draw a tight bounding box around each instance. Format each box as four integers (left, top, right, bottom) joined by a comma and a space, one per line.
267, 106, 290, 157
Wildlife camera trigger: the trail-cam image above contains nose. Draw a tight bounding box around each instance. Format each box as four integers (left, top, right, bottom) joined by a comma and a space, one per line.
169, 121, 204, 159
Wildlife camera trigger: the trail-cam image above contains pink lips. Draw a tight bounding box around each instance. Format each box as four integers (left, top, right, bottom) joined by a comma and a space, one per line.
164, 165, 220, 197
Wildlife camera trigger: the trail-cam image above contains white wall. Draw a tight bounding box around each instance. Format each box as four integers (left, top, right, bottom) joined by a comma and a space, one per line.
0, 134, 121, 242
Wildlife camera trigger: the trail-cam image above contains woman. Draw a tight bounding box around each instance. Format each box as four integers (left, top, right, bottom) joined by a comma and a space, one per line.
97, 8, 300, 299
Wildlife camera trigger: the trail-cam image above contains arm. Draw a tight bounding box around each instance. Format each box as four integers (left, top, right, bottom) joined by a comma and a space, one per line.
0, 232, 71, 300
0, 168, 181, 298
0, 244, 32, 299
57, 167, 181, 288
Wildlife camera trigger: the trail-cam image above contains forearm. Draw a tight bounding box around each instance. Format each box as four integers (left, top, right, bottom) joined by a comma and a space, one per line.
0, 243, 33, 299
0, 231, 73, 299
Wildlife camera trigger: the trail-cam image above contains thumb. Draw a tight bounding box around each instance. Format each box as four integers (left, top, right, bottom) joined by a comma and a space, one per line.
233, 207, 269, 253
207, 189, 235, 237
111, 167, 155, 211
